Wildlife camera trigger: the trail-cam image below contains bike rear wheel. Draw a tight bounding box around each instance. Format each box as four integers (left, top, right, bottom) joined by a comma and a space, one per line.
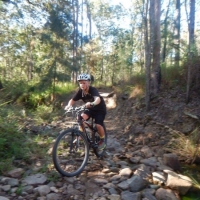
93, 123, 107, 158
52, 128, 89, 177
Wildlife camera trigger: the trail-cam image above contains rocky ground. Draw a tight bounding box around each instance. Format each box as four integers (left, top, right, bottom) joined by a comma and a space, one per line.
0, 86, 200, 200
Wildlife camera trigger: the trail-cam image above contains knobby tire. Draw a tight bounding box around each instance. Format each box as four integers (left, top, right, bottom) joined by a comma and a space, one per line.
52, 128, 89, 177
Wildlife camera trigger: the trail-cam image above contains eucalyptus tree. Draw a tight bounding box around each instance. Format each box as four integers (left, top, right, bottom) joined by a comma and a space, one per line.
88, 0, 131, 83
143, 0, 151, 111
84, 0, 114, 81
0, 0, 49, 81
71, 0, 79, 82
151, 0, 161, 95
174, 0, 181, 67
185, 0, 196, 103
161, 0, 171, 63
39, 1, 74, 85
85, 0, 92, 39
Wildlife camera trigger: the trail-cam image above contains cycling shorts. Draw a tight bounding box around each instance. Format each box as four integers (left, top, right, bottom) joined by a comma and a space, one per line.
83, 109, 105, 127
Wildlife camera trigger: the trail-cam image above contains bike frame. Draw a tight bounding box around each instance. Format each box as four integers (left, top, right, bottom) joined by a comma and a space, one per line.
78, 115, 99, 149
65, 106, 106, 157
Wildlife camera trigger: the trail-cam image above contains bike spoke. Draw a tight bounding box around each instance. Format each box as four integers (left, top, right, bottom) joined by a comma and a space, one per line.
52, 129, 89, 177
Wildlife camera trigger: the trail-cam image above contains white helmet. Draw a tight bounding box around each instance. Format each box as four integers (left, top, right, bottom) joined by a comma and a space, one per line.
77, 73, 91, 81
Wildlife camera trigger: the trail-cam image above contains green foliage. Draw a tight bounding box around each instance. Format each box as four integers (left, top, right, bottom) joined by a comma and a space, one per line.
0, 110, 27, 159
54, 82, 76, 95
33, 105, 54, 123
47, 171, 60, 182
0, 106, 29, 173
16, 185, 23, 195
1, 79, 77, 110
182, 193, 200, 200
28, 89, 51, 108
2, 80, 29, 101
0, 158, 13, 175
0, 79, 78, 175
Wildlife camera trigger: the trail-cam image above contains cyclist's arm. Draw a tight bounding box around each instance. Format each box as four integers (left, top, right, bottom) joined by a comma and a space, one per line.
64, 99, 75, 110
85, 96, 100, 108
93, 96, 101, 105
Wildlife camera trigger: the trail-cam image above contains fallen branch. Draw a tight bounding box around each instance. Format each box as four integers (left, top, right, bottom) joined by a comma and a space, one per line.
184, 111, 200, 120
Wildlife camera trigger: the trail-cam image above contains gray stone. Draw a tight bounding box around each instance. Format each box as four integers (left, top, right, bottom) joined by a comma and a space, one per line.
155, 188, 179, 200
134, 164, 151, 180
22, 185, 34, 194
0, 197, 10, 200
117, 180, 129, 190
143, 192, 157, 200
164, 170, 192, 195
7, 178, 19, 187
141, 146, 154, 158
108, 187, 119, 195
46, 193, 61, 200
129, 176, 148, 192
107, 194, 121, 200
152, 172, 165, 185
163, 154, 181, 171
1, 185, 11, 192
23, 174, 47, 185
7, 168, 24, 178
94, 178, 108, 185
119, 168, 132, 177
121, 191, 141, 200
140, 157, 159, 167
63, 176, 76, 184
103, 183, 116, 189
37, 185, 51, 196
110, 175, 121, 182
130, 156, 142, 164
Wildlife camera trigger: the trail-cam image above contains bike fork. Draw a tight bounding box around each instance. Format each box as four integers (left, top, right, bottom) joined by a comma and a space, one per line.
70, 132, 79, 152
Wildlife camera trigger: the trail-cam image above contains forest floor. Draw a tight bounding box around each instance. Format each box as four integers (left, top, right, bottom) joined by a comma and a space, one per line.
1, 84, 200, 199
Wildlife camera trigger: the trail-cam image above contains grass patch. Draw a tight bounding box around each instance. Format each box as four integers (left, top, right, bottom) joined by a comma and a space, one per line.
165, 128, 200, 164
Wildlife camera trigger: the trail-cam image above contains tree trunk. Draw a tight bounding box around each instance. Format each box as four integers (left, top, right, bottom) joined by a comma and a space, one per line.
0, 80, 3, 89
72, 0, 79, 83
162, 0, 171, 63
152, 0, 161, 95
85, 0, 92, 39
174, 0, 181, 67
144, 0, 151, 111
80, 0, 83, 65
186, 0, 195, 103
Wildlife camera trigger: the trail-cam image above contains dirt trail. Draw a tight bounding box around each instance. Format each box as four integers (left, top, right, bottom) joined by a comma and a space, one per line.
1, 87, 200, 200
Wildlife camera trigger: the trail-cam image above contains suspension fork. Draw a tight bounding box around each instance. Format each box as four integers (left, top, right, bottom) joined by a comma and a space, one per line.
69, 130, 76, 153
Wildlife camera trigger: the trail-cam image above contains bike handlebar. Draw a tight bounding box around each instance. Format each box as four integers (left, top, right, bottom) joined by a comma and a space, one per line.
64, 106, 88, 115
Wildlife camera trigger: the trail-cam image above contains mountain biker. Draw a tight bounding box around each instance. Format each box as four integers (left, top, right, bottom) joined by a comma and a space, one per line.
64, 73, 107, 150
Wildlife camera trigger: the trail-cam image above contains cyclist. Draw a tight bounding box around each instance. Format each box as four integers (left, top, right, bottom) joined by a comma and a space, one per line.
64, 73, 107, 150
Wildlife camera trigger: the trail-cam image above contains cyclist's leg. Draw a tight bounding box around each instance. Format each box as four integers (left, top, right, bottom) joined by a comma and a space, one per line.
93, 113, 106, 149
81, 110, 90, 120
93, 113, 106, 137
76, 112, 89, 130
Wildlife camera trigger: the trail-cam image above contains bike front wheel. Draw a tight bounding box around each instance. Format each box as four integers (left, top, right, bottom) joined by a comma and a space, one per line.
52, 128, 89, 177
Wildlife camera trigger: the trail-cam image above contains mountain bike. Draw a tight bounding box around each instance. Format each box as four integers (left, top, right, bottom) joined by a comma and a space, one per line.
52, 106, 107, 177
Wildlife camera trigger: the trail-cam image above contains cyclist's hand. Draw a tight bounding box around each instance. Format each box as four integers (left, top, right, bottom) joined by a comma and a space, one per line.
85, 102, 91, 108
64, 105, 71, 110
